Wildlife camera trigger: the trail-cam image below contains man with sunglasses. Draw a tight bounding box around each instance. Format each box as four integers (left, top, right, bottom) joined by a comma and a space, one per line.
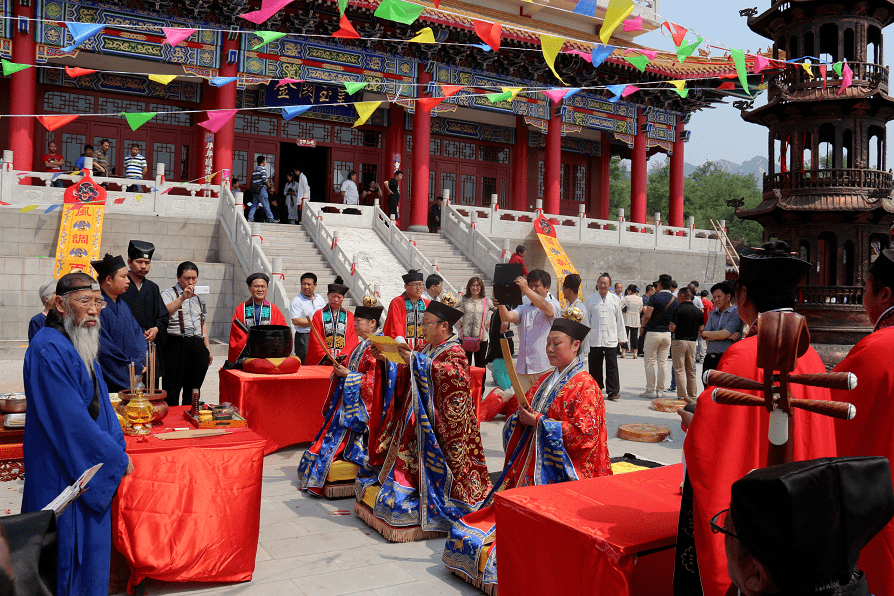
22, 272, 134, 596
92, 253, 147, 392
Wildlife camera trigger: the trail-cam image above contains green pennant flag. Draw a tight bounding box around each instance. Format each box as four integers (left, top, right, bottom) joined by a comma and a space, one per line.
486, 91, 513, 103
832, 61, 843, 76
622, 54, 649, 72
251, 31, 287, 50
343, 81, 368, 95
121, 111, 157, 131
2, 59, 31, 76
730, 48, 752, 97
676, 35, 703, 64
374, 0, 425, 25
339, 0, 349, 13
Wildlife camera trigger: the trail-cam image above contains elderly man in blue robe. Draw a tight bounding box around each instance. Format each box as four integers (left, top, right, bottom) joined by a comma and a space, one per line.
23, 272, 133, 596
91, 254, 147, 391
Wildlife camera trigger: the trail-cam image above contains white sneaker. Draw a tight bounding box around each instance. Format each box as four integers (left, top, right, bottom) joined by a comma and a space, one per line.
639, 390, 656, 398
655, 391, 664, 399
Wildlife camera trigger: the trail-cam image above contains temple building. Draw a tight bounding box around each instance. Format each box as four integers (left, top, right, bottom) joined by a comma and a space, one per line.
2, 0, 757, 230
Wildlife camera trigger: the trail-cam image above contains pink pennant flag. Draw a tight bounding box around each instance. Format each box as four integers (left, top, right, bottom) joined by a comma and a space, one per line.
276, 78, 303, 87
241, 0, 293, 24
838, 61, 853, 94
752, 54, 770, 74
623, 15, 642, 32
621, 85, 638, 97
564, 49, 593, 63
198, 109, 238, 133
162, 27, 196, 46
624, 48, 657, 60
542, 89, 570, 103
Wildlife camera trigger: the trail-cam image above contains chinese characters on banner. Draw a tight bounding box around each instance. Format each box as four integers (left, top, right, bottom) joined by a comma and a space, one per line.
53, 174, 107, 278
202, 132, 214, 197
534, 215, 578, 309
264, 81, 359, 119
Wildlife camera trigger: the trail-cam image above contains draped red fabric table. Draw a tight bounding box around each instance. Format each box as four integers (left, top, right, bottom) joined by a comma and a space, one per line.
219, 365, 486, 455
112, 406, 265, 590
495, 463, 683, 596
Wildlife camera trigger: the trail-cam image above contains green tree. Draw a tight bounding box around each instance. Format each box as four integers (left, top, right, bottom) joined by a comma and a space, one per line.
607, 156, 630, 219
684, 162, 763, 246
646, 157, 670, 220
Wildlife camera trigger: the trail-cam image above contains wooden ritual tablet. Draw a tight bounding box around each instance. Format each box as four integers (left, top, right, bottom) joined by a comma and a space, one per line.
650, 398, 687, 413
617, 423, 671, 443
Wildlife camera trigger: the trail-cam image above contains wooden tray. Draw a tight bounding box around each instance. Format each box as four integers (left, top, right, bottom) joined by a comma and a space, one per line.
183, 410, 248, 429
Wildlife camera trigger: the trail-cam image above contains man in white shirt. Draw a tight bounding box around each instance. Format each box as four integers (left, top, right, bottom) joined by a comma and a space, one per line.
422, 274, 443, 302
585, 272, 626, 401
295, 167, 310, 224
340, 171, 359, 214
495, 269, 561, 395
290, 272, 326, 363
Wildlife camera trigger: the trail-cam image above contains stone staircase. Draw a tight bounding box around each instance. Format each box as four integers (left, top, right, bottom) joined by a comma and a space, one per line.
409, 232, 492, 295
254, 223, 355, 308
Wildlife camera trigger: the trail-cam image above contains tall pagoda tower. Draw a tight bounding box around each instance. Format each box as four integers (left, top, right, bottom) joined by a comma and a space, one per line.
739, 0, 894, 365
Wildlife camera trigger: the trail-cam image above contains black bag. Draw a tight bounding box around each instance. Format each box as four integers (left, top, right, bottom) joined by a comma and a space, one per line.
1, 510, 57, 596
249, 184, 263, 195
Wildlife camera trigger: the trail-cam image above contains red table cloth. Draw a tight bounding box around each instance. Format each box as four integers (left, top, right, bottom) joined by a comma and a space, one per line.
112, 406, 265, 590
495, 463, 683, 596
219, 365, 486, 455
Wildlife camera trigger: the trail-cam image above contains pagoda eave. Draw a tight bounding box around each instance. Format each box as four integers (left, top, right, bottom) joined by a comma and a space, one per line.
748, 0, 894, 40
743, 92, 894, 126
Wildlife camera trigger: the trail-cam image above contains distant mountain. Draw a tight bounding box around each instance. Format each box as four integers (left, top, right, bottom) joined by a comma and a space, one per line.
683, 156, 769, 180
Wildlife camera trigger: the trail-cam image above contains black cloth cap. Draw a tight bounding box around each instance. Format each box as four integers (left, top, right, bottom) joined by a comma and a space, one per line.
402, 271, 424, 284
328, 283, 349, 295
426, 300, 463, 325
737, 241, 811, 294
246, 273, 269, 286
90, 254, 126, 281
354, 306, 384, 321
869, 248, 894, 290
550, 318, 590, 342
55, 272, 99, 296
730, 456, 894, 589
127, 240, 155, 260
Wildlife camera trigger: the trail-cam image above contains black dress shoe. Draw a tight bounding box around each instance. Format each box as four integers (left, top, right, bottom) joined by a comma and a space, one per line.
606, 393, 620, 401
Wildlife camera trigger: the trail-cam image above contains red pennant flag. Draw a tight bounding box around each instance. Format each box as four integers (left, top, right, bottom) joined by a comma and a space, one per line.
819, 64, 827, 91
473, 20, 502, 53
661, 21, 688, 47
332, 13, 360, 39
441, 84, 464, 97
37, 115, 79, 131
65, 66, 96, 77
433, 0, 440, 5
717, 82, 736, 90
417, 84, 464, 112
114, 197, 127, 204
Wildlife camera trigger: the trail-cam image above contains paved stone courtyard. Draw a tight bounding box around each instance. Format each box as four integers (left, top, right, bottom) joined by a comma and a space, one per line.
0, 349, 686, 595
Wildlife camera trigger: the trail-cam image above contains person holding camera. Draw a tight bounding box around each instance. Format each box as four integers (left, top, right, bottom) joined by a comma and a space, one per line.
162, 261, 212, 406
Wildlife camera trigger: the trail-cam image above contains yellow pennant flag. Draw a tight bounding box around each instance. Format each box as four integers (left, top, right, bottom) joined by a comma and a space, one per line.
149, 74, 178, 85
540, 35, 566, 85
353, 101, 382, 128
501, 86, 523, 101
801, 60, 814, 79
668, 80, 689, 98
20, 205, 38, 212
599, 0, 635, 45
408, 27, 436, 44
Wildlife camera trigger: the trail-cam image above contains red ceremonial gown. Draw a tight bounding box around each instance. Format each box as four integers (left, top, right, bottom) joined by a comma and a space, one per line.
684, 336, 838, 596
227, 299, 288, 363
306, 306, 359, 365
832, 313, 894, 596
382, 293, 429, 350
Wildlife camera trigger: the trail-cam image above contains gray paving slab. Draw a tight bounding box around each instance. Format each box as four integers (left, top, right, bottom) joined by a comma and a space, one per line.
0, 352, 688, 595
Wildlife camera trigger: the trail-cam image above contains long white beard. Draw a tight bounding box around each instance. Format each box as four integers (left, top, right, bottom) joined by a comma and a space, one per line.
64, 313, 101, 376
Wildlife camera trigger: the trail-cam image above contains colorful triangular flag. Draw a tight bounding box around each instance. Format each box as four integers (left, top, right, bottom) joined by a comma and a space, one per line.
65, 66, 95, 77
591, 45, 615, 69
622, 54, 649, 72
599, 0, 634, 45
625, 48, 657, 60
605, 84, 626, 102
801, 59, 814, 79
338, 0, 349, 13
572, 0, 599, 16
1, 60, 31, 76
838, 61, 853, 94
37, 115, 79, 132
819, 64, 827, 91
502, 87, 523, 101
543, 88, 570, 103
353, 101, 381, 128
486, 91, 513, 103
251, 31, 287, 50
276, 78, 303, 87
621, 85, 638, 97
198, 109, 238, 133
374, 0, 425, 25
241, 0, 294, 24
623, 15, 643, 32
162, 27, 196, 46
148, 74, 178, 85
752, 54, 770, 74
343, 81, 368, 95
667, 80, 688, 98
417, 84, 463, 112
332, 13, 360, 39
44, 204, 61, 213
473, 20, 502, 53
20, 205, 38, 213
540, 34, 566, 85
121, 112, 157, 131
832, 61, 843, 77
62, 22, 105, 52
282, 105, 312, 120
661, 22, 688, 46
730, 49, 752, 97
676, 35, 703, 63
210, 76, 238, 87
408, 27, 436, 44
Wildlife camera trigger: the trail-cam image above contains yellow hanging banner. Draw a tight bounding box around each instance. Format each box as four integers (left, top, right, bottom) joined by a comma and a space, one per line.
53, 174, 106, 278
534, 216, 578, 309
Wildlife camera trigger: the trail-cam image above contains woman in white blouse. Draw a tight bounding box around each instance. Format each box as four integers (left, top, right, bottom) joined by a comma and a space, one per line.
620, 284, 644, 359
457, 276, 495, 376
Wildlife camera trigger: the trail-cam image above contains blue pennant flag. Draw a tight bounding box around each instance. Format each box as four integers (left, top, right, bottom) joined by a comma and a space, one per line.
564, 87, 582, 99
572, 0, 600, 16
210, 76, 238, 87
61, 22, 105, 52
591, 44, 615, 69
470, 43, 492, 52
605, 84, 626, 102
282, 105, 312, 120
43, 204, 61, 214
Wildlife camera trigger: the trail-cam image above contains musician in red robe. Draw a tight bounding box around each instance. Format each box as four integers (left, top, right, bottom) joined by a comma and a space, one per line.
675, 242, 838, 596
443, 317, 612, 590
307, 277, 359, 366
227, 273, 288, 363
832, 248, 894, 596
382, 270, 429, 350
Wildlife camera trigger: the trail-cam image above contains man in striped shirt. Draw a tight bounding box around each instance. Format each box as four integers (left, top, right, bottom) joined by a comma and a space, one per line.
248, 155, 278, 223
123, 144, 147, 192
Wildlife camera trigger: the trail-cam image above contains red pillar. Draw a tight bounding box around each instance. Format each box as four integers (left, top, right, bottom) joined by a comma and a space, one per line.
669, 117, 685, 228
544, 100, 561, 216
630, 110, 647, 224
599, 137, 611, 220
385, 103, 404, 184
408, 67, 432, 232
212, 36, 238, 182
10, 3, 37, 171
513, 116, 528, 211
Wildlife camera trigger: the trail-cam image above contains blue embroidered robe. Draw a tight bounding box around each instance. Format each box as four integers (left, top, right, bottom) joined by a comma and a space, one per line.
98, 292, 147, 392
